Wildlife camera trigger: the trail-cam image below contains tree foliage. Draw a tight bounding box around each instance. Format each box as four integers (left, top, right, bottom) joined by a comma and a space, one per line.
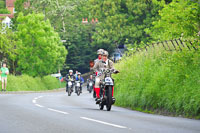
16, 13, 67, 76
12, 0, 200, 75
148, 0, 200, 41
14, 0, 98, 74
88, 0, 165, 47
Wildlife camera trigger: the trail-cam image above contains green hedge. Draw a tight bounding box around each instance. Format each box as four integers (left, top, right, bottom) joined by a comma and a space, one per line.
0, 75, 65, 91
113, 48, 200, 118
0, 9, 10, 14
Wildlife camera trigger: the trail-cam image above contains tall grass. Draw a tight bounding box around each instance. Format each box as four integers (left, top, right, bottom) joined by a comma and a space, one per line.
113, 48, 200, 118
0, 75, 65, 91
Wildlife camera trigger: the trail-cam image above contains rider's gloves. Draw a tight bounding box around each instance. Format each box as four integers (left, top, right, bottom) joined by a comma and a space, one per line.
114, 70, 120, 74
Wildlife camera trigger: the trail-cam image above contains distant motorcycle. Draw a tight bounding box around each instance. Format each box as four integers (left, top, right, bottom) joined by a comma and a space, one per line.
98, 68, 119, 111
67, 80, 74, 96
87, 80, 94, 93
75, 81, 81, 96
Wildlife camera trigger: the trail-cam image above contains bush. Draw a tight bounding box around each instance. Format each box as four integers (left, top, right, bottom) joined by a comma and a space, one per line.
0, 9, 10, 14
113, 48, 200, 118
0, 1, 5, 9
0, 75, 63, 91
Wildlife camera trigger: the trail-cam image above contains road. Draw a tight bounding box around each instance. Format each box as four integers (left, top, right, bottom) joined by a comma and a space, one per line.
0, 87, 199, 133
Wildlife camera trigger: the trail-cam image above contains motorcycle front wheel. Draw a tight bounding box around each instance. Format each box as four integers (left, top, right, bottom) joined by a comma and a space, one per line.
68, 88, 71, 96
89, 86, 93, 93
77, 87, 80, 96
106, 86, 112, 111
68, 88, 72, 96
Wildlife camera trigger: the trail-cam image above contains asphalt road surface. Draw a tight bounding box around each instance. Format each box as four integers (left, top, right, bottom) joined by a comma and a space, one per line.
0, 87, 199, 133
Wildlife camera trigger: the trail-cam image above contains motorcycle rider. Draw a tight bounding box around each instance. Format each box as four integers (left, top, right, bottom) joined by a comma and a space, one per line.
92, 50, 119, 104
91, 49, 104, 98
65, 70, 76, 92
75, 72, 84, 93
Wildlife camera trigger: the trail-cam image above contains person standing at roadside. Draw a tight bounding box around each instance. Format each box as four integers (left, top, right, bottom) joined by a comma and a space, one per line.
0, 63, 9, 92
75, 71, 79, 79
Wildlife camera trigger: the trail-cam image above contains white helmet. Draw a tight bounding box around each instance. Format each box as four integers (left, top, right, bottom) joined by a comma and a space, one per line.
69, 70, 73, 73
102, 51, 109, 56
97, 49, 104, 55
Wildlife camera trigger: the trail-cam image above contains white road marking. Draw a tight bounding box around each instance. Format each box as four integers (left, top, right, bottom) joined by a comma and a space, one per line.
32, 99, 36, 103
47, 108, 69, 114
35, 104, 44, 108
80, 117, 127, 129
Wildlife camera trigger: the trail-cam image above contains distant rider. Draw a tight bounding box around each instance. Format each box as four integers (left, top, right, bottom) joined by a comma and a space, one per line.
75, 72, 84, 93
65, 70, 76, 92
87, 75, 94, 89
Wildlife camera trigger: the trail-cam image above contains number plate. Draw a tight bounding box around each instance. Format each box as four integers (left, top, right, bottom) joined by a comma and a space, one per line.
105, 77, 112, 82
77, 83, 80, 87
68, 82, 72, 86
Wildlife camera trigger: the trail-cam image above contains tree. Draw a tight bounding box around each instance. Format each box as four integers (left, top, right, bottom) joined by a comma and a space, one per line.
88, 0, 165, 47
148, 0, 200, 41
14, 0, 166, 74
14, 0, 96, 74
16, 12, 67, 76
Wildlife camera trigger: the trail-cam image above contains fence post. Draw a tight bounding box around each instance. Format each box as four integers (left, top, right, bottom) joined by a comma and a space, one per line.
178, 39, 191, 50
152, 43, 155, 48
189, 41, 197, 50
145, 46, 148, 51
165, 40, 171, 51
175, 39, 182, 51
161, 42, 167, 50
170, 40, 177, 50
177, 38, 185, 48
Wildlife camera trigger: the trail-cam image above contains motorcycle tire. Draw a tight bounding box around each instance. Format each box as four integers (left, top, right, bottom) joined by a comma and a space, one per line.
106, 86, 112, 111
89, 87, 93, 93
68, 88, 71, 96
77, 88, 80, 96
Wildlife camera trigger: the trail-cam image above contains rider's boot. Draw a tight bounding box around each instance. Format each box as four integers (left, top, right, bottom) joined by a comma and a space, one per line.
112, 97, 116, 104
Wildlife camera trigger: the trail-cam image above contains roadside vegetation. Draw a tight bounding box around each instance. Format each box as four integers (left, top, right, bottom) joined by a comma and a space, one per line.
113, 47, 200, 119
0, 75, 65, 91
112, 0, 199, 118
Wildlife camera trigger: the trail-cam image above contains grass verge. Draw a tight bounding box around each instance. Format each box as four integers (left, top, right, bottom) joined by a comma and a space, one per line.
0, 75, 65, 91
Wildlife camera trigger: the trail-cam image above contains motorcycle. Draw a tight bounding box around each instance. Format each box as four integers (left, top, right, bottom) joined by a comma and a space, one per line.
75, 81, 81, 96
98, 68, 118, 111
67, 80, 74, 96
87, 80, 94, 93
